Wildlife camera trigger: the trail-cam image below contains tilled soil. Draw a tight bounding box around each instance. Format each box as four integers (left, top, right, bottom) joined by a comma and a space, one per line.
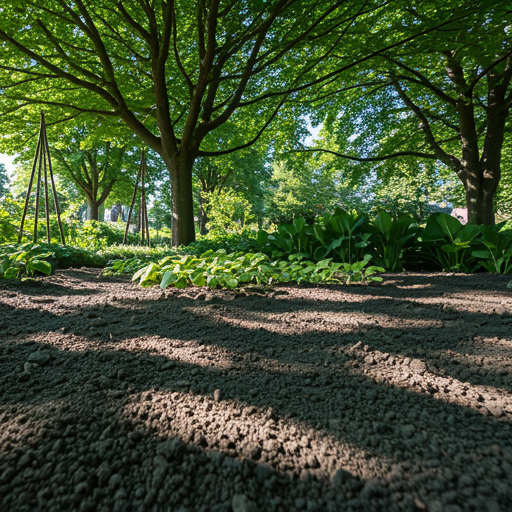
1, 269, 512, 512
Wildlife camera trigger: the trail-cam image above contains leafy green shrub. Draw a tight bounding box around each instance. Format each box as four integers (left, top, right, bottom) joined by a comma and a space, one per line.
472, 224, 512, 274
123, 250, 384, 290
0, 243, 59, 279
183, 230, 259, 255
370, 211, 418, 272
203, 188, 254, 234
256, 217, 317, 259
69, 220, 140, 249
149, 227, 172, 246
0, 209, 18, 243
257, 208, 372, 265
407, 213, 481, 272
313, 208, 371, 264
336, 254, 386, 284
0, 195, 24, 243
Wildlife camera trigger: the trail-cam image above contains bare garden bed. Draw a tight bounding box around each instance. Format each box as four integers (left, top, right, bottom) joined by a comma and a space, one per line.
1, 269, 511, 512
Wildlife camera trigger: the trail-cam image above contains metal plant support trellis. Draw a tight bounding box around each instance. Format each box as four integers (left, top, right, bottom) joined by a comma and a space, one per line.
123, 150, 150, 246
18, 112, 66, 245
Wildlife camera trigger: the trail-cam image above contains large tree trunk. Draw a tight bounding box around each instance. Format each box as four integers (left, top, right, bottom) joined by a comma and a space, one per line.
463, 171, 497, 225
457, 94, 506, 226
86, 198, 99, 221
167, 154, 196, 247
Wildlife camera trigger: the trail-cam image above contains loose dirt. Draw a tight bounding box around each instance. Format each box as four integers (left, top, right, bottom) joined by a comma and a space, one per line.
1, 269, 511, 512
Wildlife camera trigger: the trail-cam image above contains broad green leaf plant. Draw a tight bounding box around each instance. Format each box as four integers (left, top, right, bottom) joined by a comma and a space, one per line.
0, 243, 55, 280
103, 249, 384, 289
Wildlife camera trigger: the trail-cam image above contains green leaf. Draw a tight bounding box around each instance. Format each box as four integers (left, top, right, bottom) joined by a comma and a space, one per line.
238, 272, 253, 283
256, 230, 269, 245
226, 277, 238, 288
139, 262, 160, 284
373, 211, 392, 235
293, 217, 305, 233
4, 267, 18, 279
29, 260, 52, 275
132, 266, 148, 282
441, 244, 459, 254
175, 276, 188, 289
471, 250, 491, 259
160, 271, 178, 289
316, 258, 332, 269
207, 276, 219, 289
424, 213, 462, 242
192, 273, 206, 287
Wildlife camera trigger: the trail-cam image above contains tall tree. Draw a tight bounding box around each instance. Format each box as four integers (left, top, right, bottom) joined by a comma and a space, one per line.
54, 138, 127, 221
0, 1, 463, 245
304, 1, 511, 225
0, 163, 9, 199
194, 147, 269, 234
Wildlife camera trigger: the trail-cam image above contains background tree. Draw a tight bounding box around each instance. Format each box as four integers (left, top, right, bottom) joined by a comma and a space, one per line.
304, 0, 511, 225
53, 135, 128, 221
194, 145, 269, 234
203, 188, 253, 234
0, 163, 9, 199
0, 0, 463, 245
265, 153, 342, 224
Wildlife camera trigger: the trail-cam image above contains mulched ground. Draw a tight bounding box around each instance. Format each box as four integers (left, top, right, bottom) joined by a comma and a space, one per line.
1, 269, 511, 512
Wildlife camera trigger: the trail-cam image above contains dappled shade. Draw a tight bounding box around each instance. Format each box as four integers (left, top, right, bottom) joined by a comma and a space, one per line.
1, 269, 511, 511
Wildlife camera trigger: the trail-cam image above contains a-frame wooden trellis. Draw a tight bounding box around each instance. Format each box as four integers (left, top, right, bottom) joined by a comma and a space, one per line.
18, 112, 66, 245
123, 149, 150, 246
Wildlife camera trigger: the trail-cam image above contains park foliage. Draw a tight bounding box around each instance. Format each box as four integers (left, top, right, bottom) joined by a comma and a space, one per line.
0, 1, 511, 287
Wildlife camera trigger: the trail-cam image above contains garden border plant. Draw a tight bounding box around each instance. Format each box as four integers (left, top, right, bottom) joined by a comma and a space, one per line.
116, 250, 385, 290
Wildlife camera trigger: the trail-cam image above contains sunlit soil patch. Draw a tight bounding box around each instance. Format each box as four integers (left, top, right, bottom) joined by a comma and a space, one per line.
395, 284, 433, 289
122, 390, 395, 483
344, 343, 512, 421
9, 333, 238, 372
191, 305, 444, 335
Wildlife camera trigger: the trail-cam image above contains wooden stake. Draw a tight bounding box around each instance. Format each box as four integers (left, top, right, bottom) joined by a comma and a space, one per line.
33, 138, 43, 242
42, 113, 66, 244
18, 112, 66, 245
18, 121, 43, 243
123, 150, 150, 246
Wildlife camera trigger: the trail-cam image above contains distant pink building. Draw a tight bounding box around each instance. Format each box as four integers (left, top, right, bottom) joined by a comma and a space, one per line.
451, 208, 468, 224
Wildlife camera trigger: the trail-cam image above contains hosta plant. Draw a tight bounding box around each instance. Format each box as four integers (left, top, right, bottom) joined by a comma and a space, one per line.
257, 216, 317, 259
128, 250, 384, 290
411, 213, 481, 272
313, 208, 371, 264
0, 243, 56, 280
370, 211, 417, 271
472, 224, 512, 274
337, 254, 385, 284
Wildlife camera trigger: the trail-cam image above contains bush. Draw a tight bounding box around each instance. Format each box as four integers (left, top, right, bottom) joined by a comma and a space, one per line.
203, 189, 254, 234
68, 220, 140, 249
182, 229, 258, 255
118, 250, 384, 289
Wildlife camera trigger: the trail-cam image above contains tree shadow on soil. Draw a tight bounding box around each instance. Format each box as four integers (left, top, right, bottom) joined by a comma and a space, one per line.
2, 285, 512, 511
1, 333, 511, 512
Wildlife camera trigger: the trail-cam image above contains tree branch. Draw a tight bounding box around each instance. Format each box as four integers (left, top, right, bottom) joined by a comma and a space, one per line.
236, 12, 472, 109
392, 76, 462, 172
198, 94, 288, 157
171, 0, 194, 96
287, 147, 438, 161
35, 19, 104, 83
381, 55, 458, 106
114, 2, 151, 42
467, 49, 512, 93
